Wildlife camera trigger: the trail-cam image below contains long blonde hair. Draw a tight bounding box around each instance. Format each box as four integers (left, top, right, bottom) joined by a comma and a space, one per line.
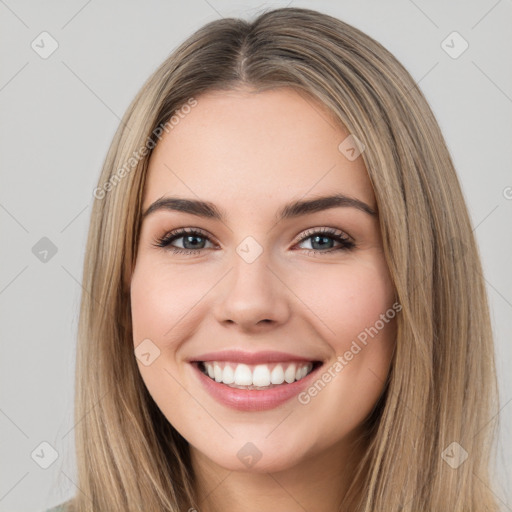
68, 7, 499, 511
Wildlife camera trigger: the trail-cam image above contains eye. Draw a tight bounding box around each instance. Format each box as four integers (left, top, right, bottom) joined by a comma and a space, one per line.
152, 226, 355, 256
294, 227, 355, 254
152, 227, 215, 254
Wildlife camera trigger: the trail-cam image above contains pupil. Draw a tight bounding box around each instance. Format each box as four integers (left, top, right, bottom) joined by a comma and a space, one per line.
312, 235, 332, 250
184, 235, 203, 249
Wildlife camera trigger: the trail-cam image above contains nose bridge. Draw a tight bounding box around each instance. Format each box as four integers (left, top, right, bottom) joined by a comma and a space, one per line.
214, 236, 290, 329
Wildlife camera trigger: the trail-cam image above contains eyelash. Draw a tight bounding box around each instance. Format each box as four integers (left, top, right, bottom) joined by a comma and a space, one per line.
152, 227, 355, 256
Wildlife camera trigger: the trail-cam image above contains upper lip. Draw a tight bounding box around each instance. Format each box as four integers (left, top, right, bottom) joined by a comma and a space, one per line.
189, 350, 323, 365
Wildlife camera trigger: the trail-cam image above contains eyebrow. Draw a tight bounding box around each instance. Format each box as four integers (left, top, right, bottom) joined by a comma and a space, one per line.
142, 193, 377, 222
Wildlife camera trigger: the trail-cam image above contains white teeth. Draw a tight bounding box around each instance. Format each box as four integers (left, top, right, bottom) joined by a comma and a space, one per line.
270, 364, 285, 385
233, 363, 253, 386
222, 364, 235, 384
284, 363, 296, 384
214, 363, 222, 382
252, 365, 271, 387
201, 361, 314, 387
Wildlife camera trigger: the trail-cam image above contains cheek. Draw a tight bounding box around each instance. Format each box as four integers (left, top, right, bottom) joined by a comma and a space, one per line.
130, 258, 213, 344
291, 257, 396, 416
339, 268, 395, 354
292, 255, 396, 351
129, 258, 208, 420
293, 259, 397, 432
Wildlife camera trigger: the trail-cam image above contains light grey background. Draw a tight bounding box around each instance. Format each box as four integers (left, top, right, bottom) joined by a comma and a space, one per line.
0, 1, 511, 510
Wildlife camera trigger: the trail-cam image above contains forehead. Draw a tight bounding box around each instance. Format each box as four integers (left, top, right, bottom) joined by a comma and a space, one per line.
143, 87, 375, 213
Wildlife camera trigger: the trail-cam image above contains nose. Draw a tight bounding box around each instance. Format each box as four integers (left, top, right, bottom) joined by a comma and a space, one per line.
213, 249, 291, 333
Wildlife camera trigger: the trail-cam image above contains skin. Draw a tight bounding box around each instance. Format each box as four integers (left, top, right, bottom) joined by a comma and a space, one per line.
130, 86, 397, 512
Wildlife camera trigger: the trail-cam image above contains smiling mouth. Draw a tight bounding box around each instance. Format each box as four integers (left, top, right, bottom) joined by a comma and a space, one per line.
196, 360, 323, 390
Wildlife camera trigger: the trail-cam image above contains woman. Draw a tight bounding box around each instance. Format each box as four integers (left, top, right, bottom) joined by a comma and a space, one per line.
47, 6, 499, 511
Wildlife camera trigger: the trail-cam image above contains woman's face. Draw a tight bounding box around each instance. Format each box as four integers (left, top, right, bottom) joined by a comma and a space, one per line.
130, 87, 397, 474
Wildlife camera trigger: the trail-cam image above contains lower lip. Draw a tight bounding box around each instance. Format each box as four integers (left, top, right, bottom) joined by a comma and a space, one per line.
191, 362, 322, 412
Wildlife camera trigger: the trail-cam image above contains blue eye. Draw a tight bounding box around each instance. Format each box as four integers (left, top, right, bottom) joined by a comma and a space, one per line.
296, 227, 355, 253
153, 228, 214, 254
153, 227, 355, 255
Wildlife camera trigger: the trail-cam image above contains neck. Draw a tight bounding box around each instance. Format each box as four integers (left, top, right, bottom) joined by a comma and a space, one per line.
190, 434, 366, 512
